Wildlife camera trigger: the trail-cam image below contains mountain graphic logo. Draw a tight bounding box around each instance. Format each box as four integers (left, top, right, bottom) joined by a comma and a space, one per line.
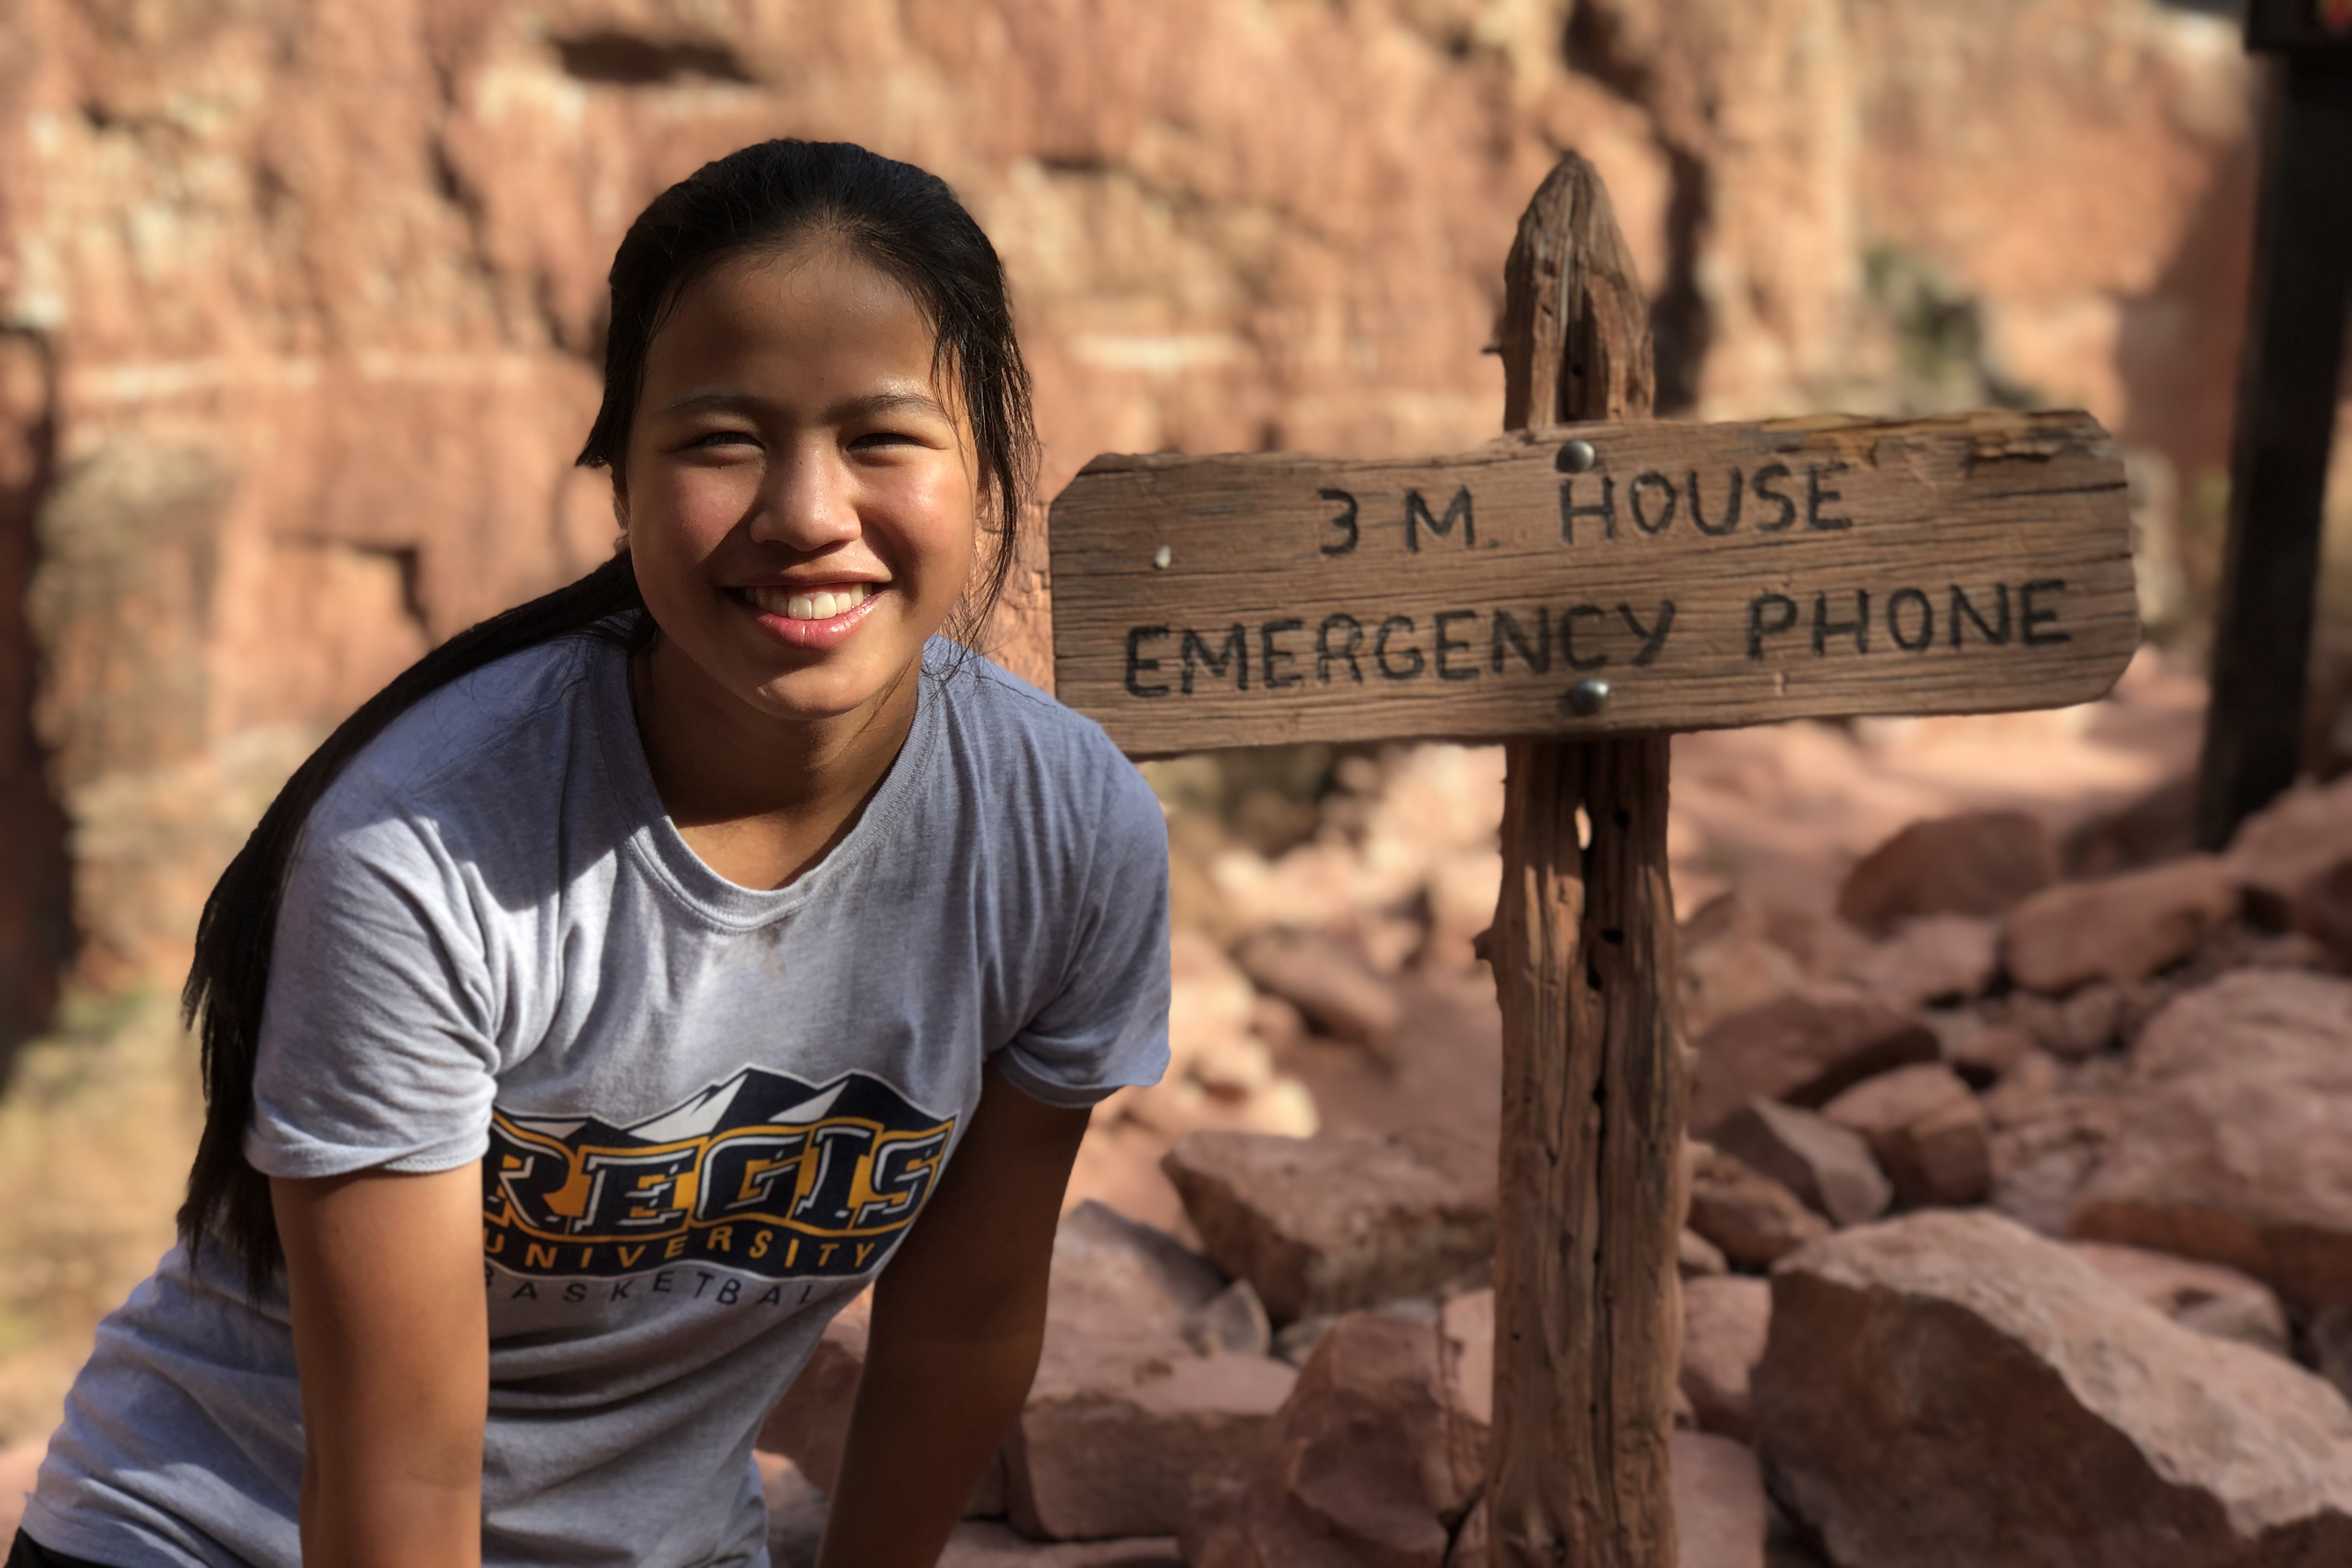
483, 1066, 956, 1281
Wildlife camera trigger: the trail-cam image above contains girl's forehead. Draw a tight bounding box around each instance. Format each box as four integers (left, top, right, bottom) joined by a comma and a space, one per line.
647, 243, 945, 395
644, 243, 945, 402
693, 241, 927, 333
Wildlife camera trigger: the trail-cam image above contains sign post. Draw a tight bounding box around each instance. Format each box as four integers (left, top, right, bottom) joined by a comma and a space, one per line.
1046, 156, 2136, 1565
2194, 0, 2352, 844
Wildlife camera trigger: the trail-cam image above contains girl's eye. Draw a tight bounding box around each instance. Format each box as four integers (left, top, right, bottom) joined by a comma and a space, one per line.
850, 430, 919, 450
686, 430, 758, 450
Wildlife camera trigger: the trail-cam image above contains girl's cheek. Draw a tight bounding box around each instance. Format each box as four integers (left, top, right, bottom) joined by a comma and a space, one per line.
649, 466, 762, 552
887, 464, 979, 547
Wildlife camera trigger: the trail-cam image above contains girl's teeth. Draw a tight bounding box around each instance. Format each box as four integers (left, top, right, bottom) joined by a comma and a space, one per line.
755, 584, 872, 620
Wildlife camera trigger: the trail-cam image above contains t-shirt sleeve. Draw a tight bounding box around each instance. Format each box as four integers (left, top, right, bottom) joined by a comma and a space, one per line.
244, 771, 502, 1180
992, 752, 1172, 1109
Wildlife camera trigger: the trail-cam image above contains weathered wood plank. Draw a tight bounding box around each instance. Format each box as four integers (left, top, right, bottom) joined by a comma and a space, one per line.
1049, 409, 2136, 755
1487, 154, 1683, 1568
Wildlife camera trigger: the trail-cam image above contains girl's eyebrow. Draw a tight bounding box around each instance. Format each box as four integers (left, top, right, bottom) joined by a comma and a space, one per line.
839, 390, 951, 421
658, 389, 950, 420
659, 390, 760, 415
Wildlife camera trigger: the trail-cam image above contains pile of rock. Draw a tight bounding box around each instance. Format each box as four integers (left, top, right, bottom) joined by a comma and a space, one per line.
756, 1152, 1499, 1568
760, 769, 2352, 1566
1083, 748, 1512, 1222
1668, 784, 2352, 1565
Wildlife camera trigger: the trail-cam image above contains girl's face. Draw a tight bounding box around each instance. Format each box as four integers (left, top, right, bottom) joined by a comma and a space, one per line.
622, 241, 979, 730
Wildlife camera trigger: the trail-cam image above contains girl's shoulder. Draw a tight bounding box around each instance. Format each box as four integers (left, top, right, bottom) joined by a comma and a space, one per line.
308, 632, 616, 851
922, 640, 1163, 841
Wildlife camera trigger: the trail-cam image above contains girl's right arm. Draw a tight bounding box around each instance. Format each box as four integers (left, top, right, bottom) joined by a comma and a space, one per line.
273, 1164, 488, 1568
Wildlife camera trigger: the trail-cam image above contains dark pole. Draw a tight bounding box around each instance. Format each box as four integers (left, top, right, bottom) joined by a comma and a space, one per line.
2195, 32, 2352, 848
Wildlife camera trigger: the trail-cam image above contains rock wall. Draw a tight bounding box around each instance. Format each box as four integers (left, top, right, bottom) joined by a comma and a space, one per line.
0, 0, 2255, 1051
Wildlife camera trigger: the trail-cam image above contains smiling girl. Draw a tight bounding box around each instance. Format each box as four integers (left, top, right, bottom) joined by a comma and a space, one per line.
10, 140, 1170, 1568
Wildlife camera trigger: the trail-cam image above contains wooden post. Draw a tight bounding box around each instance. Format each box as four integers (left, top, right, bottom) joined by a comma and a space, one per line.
2194, 41, 2352, 846
1486, 157, 1685, 1567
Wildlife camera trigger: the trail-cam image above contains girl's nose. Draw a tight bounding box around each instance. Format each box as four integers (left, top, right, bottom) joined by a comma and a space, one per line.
747, 442, 861, 552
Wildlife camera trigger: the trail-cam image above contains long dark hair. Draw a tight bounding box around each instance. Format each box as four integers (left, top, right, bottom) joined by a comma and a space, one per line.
180, 140, 1038, 1291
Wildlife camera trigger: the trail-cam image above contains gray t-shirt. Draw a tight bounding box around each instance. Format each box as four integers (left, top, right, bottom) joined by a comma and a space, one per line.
24, 630, 1171, 1568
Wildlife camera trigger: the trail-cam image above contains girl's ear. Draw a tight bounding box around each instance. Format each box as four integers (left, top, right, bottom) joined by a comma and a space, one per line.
609, 478, 631, 554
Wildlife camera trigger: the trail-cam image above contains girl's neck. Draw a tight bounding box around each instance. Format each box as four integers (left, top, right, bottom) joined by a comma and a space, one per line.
628, 635, 921, 891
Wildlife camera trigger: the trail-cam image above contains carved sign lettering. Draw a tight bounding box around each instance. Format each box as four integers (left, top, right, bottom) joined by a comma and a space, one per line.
1046, 410, 2139, 754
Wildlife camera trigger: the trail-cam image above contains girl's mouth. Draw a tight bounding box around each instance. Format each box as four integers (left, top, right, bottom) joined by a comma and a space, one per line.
743, 582, 874, 620
732, 582, 888, 650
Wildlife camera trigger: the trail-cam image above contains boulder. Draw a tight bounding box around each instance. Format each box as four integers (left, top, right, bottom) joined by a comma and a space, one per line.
1678, 892, 1806, 1033
2316, 1306, 2352, 1409
760, 1453, 829, 1568
1820, 1063, 1992, 1208
2071, 970, 2352, 1310
1180, 1308, 1487, 1568
1836, 810, 2057, 933
2000, 854, 2236, 994
1983, 1052, 2132, 1238
2226, 773, 2352, 925
2285, 853, 2352, 965
1679, 1275, 1771, 1442
2172, 918, 2335, 987
1686, 1145, 1830, 1268
1162, 1131, 1494, 1324
1187, 1279, 1275, 1358
1755, 1212, 2352, 1568
1247, 993, 1308, 1051
1272, 1313, 1338, 1368
1760, 905, 1875, 983
1446, 1501, 1489, 1568
937, 1523, 1185, 1567
1126, 933, 1322, 1140
1679, 1228, 1730, 1279
1710, 1099, 1891, 1226
1688, 989, 1939, 1134
997, 1202, 1278, 1537
1838, 914, 1998, 1009
1976, 1041, 2059, 1120
761, 1204, 1222, 1510
1668, 1431, 1770, 1568
1046, 1199, 1227, 1344
1265, 1294, 1447, 1365
2060, 776, 2197, 880
1997, 982, 2125, 1061
2068, 1241, 2291, 1357
1929, 1012, 2035, 1087
1234, 930, 1401, 1047
1006, 1346, 1298, 1541
1439, 1290, 1494, 1432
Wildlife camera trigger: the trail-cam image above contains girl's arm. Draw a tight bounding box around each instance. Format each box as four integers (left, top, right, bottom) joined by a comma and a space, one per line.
816, 1059, 1093, 1568
273, 1164, 488, 1568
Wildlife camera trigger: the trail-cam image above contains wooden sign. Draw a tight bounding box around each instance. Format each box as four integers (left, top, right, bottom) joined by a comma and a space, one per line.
1045, 151, 2140, 1568
1050, 409, 2137, 755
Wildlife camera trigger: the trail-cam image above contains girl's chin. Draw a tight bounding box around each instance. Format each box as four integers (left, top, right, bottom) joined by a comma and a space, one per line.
742, 652, 922, 722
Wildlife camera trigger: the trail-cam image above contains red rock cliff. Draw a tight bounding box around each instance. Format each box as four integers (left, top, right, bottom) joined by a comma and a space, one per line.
0, 0, 2255, 1046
